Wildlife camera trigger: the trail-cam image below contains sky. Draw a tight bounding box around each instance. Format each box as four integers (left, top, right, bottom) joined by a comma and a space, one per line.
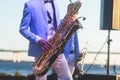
0, 0, 120, 53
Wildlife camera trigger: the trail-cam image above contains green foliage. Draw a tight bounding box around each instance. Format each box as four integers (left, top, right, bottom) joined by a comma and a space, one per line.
14, 71, 23, 76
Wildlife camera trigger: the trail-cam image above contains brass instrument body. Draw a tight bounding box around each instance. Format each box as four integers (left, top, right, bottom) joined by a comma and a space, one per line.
32, 0, 82, 76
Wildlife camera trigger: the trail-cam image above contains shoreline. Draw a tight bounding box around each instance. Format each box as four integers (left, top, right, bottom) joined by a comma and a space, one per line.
0, 51, 120, 65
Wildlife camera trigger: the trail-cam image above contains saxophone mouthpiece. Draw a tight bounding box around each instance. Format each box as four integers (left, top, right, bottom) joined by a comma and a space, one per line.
78, 16, 86, 21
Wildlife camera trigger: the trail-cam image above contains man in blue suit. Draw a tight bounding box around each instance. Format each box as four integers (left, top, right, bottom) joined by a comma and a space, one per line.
64, 31, 80, 75
19, 0, 80, 80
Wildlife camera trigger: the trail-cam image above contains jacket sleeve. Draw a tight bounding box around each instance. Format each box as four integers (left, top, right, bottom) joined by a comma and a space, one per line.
19, 3, 41, 44
74, 32, 80, 58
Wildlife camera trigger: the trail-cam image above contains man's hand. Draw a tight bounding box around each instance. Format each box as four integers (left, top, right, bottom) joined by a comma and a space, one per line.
38, 39, 53, 51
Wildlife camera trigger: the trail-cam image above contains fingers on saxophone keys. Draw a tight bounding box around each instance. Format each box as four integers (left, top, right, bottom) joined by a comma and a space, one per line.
45, 41, 53, 49
42, 42, 53, 51
42, 46, 50, 51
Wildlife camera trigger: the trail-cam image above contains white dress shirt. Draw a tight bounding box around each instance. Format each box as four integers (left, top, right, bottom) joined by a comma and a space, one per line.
44, 1, 56, 40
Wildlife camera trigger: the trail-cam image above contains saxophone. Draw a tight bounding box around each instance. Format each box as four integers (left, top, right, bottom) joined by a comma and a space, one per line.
32, 0, 82, 76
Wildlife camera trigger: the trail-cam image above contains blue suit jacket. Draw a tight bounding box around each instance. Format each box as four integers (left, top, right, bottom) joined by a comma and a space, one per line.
20, 0, 80, 60
64, 32, 80, 63
20, 0, 60, 57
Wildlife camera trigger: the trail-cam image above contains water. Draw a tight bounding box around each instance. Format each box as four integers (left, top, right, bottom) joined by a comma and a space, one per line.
0, 60, 120, 76
0, 60, 33, 76
83, 64, 120, 75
